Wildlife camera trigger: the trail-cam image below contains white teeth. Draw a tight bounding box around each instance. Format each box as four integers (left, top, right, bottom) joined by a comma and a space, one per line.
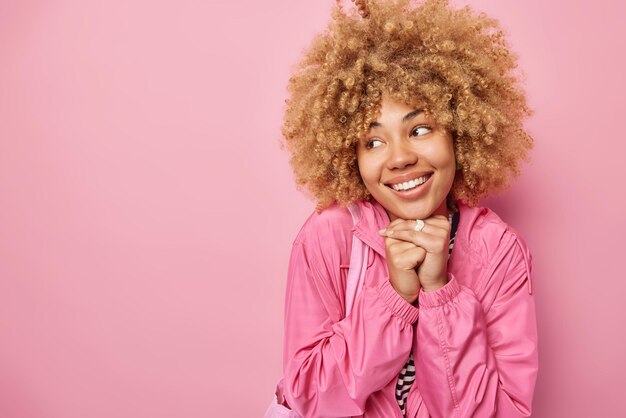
391, 175, 430, 191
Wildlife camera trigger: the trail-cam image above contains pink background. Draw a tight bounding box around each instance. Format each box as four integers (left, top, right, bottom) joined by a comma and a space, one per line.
1, 0, 624, 417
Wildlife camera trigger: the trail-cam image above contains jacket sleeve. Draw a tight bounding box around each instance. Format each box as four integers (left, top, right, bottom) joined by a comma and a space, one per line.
414, 237, 538, 418
282, 238, 419, 418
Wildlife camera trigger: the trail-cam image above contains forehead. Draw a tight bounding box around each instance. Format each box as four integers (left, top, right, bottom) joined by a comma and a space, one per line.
368, 97, 432, 127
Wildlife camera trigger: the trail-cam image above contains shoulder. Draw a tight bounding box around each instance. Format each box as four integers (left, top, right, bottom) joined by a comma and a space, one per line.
456, 202, 533, 294
292, 203, 354, 264
457, 202, 532, 272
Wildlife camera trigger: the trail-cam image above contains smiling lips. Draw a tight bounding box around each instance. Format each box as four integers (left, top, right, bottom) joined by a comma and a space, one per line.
385, 172, 433, 191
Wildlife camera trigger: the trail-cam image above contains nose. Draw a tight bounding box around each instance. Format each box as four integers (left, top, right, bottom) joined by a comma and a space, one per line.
386, 139, 418, 170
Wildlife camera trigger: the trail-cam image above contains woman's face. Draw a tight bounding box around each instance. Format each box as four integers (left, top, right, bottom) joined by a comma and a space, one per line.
356, 97, 456, 222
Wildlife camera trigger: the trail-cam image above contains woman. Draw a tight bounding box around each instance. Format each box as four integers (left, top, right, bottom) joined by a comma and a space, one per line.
275, 1, 538, 417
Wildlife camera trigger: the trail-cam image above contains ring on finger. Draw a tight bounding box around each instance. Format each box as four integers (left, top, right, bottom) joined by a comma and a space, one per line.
413, 219, 425, 232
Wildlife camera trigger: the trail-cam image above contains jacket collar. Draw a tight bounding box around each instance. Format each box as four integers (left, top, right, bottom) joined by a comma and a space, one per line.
351, 199, 390, 259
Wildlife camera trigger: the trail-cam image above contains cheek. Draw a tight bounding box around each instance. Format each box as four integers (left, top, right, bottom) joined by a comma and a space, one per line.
430, 142, 456, 169
356, 155, 374, 183
438, 153, 456, 170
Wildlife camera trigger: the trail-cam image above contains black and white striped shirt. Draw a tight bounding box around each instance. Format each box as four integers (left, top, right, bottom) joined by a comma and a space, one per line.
395, 210, 460, 417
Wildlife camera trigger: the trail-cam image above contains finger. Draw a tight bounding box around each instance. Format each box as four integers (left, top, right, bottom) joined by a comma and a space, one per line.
387, 242, 427, 269
381, 213, 452, 235
402, 245, 427, 265
381, 219, 449, 238
384, 236, 418, 267
414, 219, 450, 238
423, 215, 452, 231
425, 214, 450, 225
383, 229, 448, 253
386, 239, 416, 253
388, 218, 406, 228
379, 217, 407, 233
383, 234, 415, 250
382, 219, 420, 234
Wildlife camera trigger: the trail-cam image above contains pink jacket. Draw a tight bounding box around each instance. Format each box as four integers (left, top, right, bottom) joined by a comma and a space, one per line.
282, 199, 537, 418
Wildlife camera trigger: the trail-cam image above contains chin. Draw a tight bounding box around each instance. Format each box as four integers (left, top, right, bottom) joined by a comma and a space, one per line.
387, 198, 447, 221
386, 204, 431, 221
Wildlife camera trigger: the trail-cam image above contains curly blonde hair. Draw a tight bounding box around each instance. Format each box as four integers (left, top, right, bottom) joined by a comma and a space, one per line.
281, 0, 533, 212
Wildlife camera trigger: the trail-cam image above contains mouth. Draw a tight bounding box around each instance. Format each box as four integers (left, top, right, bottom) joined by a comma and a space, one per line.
386, 172, 432, 191
385, 173, 433, 198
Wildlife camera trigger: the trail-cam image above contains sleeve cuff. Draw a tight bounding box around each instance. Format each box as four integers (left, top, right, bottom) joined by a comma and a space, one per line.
375, 279, 420, 325
418, 273, 461, 308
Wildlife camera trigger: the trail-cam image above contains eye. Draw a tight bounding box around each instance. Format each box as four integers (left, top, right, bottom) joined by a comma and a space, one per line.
365, 138, 383, 150
411, 126, 431, 137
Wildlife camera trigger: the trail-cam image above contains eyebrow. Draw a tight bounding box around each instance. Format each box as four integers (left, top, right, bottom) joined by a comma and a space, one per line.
368, 109, 424, 129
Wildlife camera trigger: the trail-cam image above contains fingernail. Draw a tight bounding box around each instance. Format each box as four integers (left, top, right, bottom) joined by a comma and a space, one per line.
378, 228, 386, 234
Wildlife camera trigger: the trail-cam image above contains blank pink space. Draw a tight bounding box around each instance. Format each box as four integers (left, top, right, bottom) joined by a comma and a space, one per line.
0, 1, 624, 417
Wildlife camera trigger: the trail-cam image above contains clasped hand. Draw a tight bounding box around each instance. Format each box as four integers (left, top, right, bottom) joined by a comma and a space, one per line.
378, 215, 451, 304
